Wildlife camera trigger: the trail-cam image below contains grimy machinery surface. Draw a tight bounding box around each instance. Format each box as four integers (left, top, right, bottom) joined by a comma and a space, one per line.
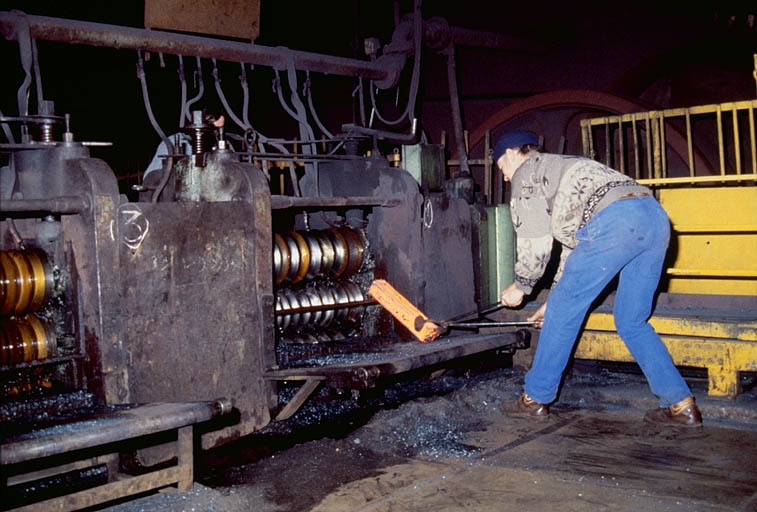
0, 9, 529, 510
1, 7, 755, 511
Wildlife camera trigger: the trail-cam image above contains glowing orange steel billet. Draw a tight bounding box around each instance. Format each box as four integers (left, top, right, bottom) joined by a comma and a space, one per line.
368, 279, 441, 342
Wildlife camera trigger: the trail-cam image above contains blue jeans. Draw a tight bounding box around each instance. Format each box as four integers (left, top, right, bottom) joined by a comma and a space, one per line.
523, 197, 692, 407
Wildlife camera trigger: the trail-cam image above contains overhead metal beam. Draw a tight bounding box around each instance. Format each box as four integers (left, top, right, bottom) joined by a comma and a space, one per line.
0, 11, 399, 82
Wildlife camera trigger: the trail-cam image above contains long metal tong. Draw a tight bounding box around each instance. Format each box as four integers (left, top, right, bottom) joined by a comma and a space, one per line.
414, 303, 541, 333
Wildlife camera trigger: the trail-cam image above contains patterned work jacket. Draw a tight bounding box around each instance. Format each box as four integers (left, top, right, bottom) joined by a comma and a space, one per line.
509, 153, 651, 294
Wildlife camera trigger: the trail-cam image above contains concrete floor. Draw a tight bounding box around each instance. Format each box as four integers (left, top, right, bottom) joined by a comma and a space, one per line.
102, 359, 757, 512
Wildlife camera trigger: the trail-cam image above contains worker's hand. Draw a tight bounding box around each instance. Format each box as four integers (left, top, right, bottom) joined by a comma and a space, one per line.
212, 115, 225, 128
500, 283, 525, 308
527, 302, 547, 328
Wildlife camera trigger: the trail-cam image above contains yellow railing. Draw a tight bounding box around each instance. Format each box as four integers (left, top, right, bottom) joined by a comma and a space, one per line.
580, 99, 757, 296
580, 100, 757, 185
576, 82, 757, 394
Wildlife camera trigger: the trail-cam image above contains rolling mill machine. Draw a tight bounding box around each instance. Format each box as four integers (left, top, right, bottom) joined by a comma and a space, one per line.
0, 8, 529, 509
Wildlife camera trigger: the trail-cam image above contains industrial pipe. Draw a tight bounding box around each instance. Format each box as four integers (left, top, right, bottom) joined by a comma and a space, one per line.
270, 195, 400, 209
1, 399, 233, 465
449, 25, 553, 52
0, 11, 399, 84
445, 42, 470, 177
0, 196, 89, 214
341, 118, 419, 144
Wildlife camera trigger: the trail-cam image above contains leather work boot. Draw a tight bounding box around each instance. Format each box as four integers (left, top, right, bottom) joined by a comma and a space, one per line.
501, 392, 549, 418
644, 396, 703, 427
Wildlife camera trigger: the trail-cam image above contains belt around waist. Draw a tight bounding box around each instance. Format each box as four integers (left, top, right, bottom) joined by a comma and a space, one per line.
617, 192, 650, 200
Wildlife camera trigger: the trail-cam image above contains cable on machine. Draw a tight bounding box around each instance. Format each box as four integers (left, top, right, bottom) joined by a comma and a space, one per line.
305, 71, 335, 140
369, 0, 423, 128
136, 50, 176, 203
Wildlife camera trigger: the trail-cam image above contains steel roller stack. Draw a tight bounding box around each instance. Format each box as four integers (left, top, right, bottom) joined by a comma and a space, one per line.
0, 249, 59, 392
273, 227, 371, 344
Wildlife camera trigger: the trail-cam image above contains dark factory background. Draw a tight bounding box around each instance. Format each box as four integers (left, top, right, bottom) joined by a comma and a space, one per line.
1, 1, 754, 196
